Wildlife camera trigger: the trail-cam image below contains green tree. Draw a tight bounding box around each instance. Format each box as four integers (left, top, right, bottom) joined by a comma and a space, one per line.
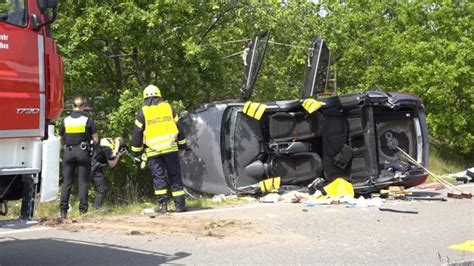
52, 0, 473, 202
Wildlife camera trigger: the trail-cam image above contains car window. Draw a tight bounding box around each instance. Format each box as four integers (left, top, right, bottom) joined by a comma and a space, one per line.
0, 0, 26, 27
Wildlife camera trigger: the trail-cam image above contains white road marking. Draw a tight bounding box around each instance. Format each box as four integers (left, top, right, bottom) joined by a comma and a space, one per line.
0, 227, 51, 236
175, 203, 288, 215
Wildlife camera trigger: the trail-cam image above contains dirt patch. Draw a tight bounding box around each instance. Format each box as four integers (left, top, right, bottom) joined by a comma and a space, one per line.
38, 214, 255, 239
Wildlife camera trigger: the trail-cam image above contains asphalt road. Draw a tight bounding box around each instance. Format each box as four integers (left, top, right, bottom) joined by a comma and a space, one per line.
1, 184, 473, 265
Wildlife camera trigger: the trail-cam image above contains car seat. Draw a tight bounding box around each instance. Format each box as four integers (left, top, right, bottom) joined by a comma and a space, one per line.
269, 111, 323, 142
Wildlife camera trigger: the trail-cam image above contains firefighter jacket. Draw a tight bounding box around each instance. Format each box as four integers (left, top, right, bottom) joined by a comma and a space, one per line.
131, 98, 186, 158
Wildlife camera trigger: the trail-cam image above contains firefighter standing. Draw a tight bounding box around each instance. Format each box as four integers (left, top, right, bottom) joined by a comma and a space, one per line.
58, 96, 98, 218
91, 137, 125, 209
131, 85, 187, 213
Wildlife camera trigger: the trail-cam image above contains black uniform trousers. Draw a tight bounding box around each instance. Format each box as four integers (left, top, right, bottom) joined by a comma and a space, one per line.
92, 165, 107, 209
148, 152, 184, 204
60, 146, 91, 213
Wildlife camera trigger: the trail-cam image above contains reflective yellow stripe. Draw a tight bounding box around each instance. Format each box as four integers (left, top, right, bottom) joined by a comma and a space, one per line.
259, 180, 267, 192
174, 115, 179, 123
65, 125, 86, 133
64, 116, 88, 133
145, 145, 178, 157
247, 103, 259, 117
177, 139, 186, 145
131, 146, 143, 152
259, 177, 281, 193
253, 103, 267, 120
243, 101, 252, 113
243, 102, 266, 120
172, 190, 185, 197
155, 189, 168, 195
274, 177, 281, 190
145, 134, 178, 146
135, 119, 143, 128
146, 139, 177, 151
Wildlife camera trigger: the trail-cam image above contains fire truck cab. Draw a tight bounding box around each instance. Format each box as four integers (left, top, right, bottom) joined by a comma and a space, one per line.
0, 0, 63, 219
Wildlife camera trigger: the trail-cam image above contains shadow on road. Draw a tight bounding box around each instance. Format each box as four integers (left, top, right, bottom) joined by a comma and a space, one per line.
0, 219, 38, 229
0, 237, 191, 265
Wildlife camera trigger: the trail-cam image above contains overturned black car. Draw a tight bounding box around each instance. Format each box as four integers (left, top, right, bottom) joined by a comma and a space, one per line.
180, 33, 429, 196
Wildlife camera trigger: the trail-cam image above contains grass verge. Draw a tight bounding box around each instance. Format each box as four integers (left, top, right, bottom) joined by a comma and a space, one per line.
1, 195, 252, 221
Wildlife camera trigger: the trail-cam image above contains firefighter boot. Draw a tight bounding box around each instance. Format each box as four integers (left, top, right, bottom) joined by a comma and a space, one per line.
154, 198, 168, 214
175, 195, 188, 213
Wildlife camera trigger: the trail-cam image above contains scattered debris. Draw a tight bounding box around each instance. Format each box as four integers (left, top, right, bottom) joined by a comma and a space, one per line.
259, 187, 384, 209
305, 198, 335, 206
380, 186, 412, 200
129, 230, 141, 235
397, 148, 472, 199
446, 167, 474, 184
447, 192, 473, 199
259, 191, 313, 204
378, 207, 418, 214
259, 193, 281, 203
345, 196, 384, 207
414, 182, 444, 190
406, 196, 447, 201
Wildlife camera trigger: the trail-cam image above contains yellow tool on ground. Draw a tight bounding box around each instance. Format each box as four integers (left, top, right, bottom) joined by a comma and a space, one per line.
323, 177, 354, 198
448, 240, 474, 252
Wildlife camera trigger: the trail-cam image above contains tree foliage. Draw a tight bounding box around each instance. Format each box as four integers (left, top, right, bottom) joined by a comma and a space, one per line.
53, 0, 472, 199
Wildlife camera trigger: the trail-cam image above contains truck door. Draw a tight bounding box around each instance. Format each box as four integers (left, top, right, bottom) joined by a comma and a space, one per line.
0, 0, 45, 138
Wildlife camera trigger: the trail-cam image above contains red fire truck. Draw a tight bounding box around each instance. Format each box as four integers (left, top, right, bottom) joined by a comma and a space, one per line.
0, 0, 63, 220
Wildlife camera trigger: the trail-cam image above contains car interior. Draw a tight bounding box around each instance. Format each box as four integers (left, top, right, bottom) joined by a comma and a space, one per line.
225, 94, 424, 193
220, 32, 427, 194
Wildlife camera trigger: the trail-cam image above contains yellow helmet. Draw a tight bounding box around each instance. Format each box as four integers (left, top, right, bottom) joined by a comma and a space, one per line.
143, 85, 161, 99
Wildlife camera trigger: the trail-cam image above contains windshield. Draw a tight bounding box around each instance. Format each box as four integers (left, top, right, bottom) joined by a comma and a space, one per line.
0, 0, 26, 27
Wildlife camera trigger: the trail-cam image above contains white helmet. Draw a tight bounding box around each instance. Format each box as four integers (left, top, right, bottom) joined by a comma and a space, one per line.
143, 85, 161, 99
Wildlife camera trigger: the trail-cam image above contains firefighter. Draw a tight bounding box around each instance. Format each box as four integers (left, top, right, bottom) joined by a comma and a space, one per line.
131, 85, 187, 213
91, 137, 125, 209
58, 96, 99, 219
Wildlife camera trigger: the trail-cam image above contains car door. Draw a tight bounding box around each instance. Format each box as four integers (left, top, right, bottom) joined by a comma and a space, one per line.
240, 31, 269, 101
301, 36, 332, 98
